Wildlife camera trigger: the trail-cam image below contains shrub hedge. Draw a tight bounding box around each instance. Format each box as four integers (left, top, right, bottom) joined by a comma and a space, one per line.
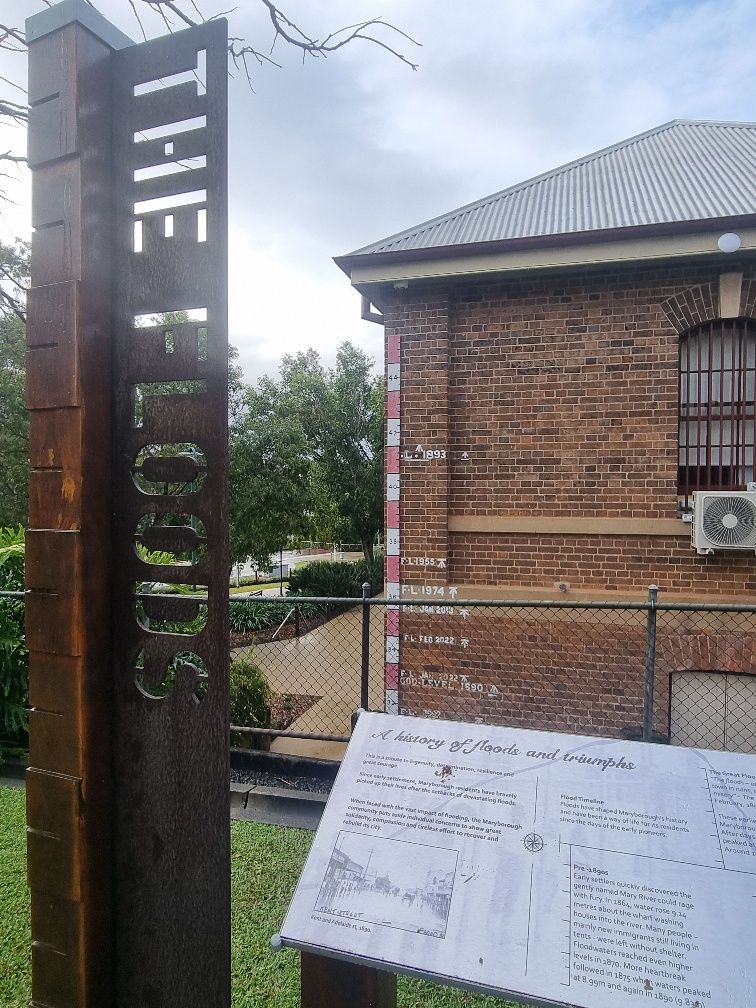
287, 554, 384, 599
229, 656, 271, 749
229, 598, 325, 634
0, 527, 28, 750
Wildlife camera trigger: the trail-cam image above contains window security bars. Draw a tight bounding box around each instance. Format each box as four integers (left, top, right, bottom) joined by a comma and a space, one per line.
678, 318, 756, 511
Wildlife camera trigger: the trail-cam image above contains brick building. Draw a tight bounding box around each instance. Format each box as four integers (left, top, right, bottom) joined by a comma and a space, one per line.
336, 121, 756, 747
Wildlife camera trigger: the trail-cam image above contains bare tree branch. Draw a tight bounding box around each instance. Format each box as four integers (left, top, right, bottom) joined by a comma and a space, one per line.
228, 36, 281, 85
0, 73, 26, 97
0, 285, 27, 323
0, 0, 421, 271
0, 100, 27, 124
142, 0, 199, 31
140, 0, 420, 74
127, 0, 151, 42
0, 23, 27, 52
258, 0, 420, 70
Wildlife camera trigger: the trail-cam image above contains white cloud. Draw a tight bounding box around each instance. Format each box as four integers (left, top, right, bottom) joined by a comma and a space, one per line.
228, 223, 382, 384
3, 0, 756, 382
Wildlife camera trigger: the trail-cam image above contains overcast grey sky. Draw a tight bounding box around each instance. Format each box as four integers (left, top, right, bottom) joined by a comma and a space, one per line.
3, 0, 756, 383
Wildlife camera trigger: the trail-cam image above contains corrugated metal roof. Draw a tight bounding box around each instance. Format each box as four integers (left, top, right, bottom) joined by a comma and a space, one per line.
346, 120, 756, 257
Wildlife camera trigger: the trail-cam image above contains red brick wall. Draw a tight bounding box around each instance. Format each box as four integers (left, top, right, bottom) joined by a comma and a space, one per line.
396, 606, 756, 740
450, 534, 756, 596
381, 257, 756, 735
447, 271, 677, 519
383, 258, 756, 602
397, 608, 648, 738
385, 294, 451, 569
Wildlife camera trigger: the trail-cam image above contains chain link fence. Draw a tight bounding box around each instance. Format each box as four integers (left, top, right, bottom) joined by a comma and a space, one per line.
235, 593, 756, 756
231, 595, 384, 744
4, 588, 755, 754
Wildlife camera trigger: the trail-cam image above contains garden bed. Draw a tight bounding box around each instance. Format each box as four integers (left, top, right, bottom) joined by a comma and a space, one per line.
229, 607, 337, 649
269, 693, 320, 731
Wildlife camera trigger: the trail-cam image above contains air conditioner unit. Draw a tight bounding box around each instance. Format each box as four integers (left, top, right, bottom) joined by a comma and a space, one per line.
692, 491, 756, 554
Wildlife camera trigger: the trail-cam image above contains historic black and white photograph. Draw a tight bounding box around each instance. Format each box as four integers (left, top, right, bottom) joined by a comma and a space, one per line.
315, 831, 458, 938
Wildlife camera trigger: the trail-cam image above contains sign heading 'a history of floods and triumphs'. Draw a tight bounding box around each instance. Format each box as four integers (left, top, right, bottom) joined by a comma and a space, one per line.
280, 713, 756, 1007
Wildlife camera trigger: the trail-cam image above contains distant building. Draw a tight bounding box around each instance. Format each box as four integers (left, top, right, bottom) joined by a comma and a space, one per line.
337, 121, 756, 747
325, 847, 365, 884
424, 869, 453, 917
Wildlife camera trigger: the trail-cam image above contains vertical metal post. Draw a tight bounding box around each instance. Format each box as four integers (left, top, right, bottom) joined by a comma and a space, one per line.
303, 583, 396, 1008
643, 585, 660, 742
301, 952, 396, 1008
295, 604, 301, 638
361, 581, 371, 710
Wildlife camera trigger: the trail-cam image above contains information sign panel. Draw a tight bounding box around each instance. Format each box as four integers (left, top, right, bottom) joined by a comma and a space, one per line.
280, 713, 756, 1007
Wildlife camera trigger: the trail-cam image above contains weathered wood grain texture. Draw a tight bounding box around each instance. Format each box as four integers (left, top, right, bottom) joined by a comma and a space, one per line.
26, 17, 116, 1008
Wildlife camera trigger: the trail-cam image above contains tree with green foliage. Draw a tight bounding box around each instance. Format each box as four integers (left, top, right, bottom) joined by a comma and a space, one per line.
0, 314, 29, 529
227, 343, 384, 567
272, 349, 338, 547
0, 241, 30, 529
318, 343, 384, 563
250, 342, 385, 563
0, 239, 29, 322
228, 376, 314, 567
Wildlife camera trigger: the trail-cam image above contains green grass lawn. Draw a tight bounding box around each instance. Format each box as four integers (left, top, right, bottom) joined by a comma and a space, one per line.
0, 788, 28, 1008
1, 787, 514, 1008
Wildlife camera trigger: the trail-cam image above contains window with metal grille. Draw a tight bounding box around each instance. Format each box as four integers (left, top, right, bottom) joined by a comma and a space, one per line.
678, 318, 756, 512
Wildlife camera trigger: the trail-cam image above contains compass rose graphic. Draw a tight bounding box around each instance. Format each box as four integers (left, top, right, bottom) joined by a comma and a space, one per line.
523, 832, 544, 853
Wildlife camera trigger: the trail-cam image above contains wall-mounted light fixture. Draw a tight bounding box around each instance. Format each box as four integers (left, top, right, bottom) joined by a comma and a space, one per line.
718, 232, 742, 253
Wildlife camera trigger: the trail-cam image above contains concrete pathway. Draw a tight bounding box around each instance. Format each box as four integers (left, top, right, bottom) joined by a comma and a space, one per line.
232, 606, 385, 760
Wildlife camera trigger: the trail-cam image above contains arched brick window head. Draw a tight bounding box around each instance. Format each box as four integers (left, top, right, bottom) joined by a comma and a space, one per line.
678, 318, 756, 512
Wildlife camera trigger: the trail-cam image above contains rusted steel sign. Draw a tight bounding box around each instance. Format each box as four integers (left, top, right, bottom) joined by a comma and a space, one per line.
111, 21, 229, 1007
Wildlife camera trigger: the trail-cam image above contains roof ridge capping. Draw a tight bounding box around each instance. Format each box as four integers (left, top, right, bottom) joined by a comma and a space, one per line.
341, 119, 756, 260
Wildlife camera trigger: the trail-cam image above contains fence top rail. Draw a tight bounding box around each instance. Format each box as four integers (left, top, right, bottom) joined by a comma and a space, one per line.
654, 600, 756, 613
164, 592, 756, 613
6, 589, 756, 614
230, 725, 350, 743
280, 595, 756, 614
393, 598, 756, 613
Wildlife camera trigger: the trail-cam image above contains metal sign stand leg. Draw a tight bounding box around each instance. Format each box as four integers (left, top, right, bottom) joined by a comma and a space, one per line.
301, 952, 397, 1008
